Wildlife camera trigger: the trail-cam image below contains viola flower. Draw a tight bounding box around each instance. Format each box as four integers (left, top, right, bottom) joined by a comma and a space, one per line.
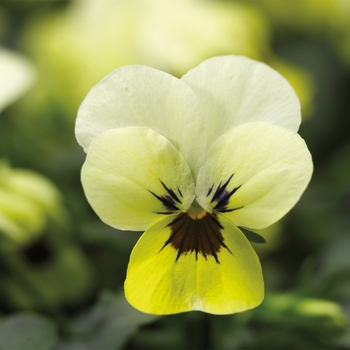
76, 55, 313, 315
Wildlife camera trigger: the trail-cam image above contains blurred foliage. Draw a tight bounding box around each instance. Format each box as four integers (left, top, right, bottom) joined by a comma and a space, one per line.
1, 0, 350, 348
0, 313, 57, 350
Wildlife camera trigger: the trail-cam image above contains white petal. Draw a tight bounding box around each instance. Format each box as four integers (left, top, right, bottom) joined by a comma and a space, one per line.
76, 65, 206, 176
81, 127, 195, 231
181, 55, 301, 150
196, 122, 313, 229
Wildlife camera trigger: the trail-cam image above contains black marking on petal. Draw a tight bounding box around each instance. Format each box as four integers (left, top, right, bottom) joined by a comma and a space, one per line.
210, 174, 234, 204
155, 211, 178, 215
206, 185, 214, 197
149, 190, 179, 212
161, 212, 232, 263
150, 179, 183, 214
213, 185, 241, 211
218, 206, 244, 213
205, 214, 232, 255
209, 174, 243, 213
177, 186, 183, 198
201, 219, 219, 263
161, 214, 188, 251
160, 181, 181, 204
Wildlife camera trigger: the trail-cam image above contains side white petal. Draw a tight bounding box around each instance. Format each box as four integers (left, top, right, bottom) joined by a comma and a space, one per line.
196, 122, 313, 230
181, 55, 301, 150
76, 65, 206, 176
81, 127, 195, 231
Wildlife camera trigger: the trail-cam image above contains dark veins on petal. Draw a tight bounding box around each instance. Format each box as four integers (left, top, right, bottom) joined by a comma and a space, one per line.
150, 178, 241, 263
209, 174, 243, 213
161, 212, 232, 263
149, 180, 182, 215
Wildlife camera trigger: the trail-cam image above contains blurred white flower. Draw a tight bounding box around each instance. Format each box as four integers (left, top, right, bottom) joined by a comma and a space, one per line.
0, 47, 36, 113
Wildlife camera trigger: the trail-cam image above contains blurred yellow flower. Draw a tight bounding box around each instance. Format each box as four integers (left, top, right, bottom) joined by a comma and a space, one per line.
22, 0, 316, 120
0, 161, 65, 249
22, 0, 269, 115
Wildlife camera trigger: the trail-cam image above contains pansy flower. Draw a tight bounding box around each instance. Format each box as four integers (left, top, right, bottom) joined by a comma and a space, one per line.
76, 55, 313, 315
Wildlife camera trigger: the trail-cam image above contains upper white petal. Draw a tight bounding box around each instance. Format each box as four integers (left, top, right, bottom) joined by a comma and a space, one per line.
75, 65, 206, 176
181, 55, 301, 151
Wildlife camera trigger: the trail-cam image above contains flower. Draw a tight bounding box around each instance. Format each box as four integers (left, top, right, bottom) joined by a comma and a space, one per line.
76, 55, 313, 315
22, 0, 267, 115
0, 47, 35, 113
0, 160, 64, 249
0, 161, 95, 309
22, 0, 315, 121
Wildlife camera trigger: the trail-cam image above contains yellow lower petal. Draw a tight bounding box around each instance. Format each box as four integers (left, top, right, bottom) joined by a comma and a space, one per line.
124, 213, 263, 315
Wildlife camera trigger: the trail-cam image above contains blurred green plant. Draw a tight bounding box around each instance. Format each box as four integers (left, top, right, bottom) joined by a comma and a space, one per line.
209, 291, 348, 349
254, 0, 350, 71
57, 291, 158, 350
0, 313, 57, 350
0, 161, 95, 311
254, 292, 347, 333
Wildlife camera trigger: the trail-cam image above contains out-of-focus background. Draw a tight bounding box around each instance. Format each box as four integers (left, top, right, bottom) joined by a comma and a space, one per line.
1, 0, 350, 348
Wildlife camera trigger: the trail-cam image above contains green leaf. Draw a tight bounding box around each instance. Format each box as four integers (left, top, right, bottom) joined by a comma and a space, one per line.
0, 313, 57, 350
240, 228, 267, 244
59, 290, 159, 350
